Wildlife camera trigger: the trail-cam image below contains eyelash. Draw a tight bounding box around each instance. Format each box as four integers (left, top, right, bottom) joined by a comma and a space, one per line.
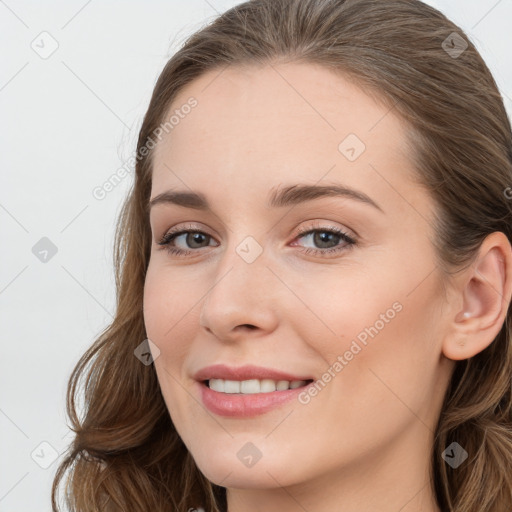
156, 223, 357, 258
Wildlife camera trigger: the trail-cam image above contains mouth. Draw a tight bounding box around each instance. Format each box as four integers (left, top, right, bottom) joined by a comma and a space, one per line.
194, 364, 315, 416
203, 378, 314, 394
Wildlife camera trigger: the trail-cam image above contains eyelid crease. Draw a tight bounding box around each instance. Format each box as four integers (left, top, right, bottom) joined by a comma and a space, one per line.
156, 219, 358, 243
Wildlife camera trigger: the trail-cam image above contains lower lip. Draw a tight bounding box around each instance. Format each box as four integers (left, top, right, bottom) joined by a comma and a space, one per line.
198, 381, 312, 417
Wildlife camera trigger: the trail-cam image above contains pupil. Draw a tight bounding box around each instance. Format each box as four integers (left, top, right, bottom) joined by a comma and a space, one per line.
188, 232, 207, 248
314, 231, 338, 248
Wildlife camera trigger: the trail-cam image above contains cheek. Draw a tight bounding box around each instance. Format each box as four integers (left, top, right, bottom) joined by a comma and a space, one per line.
299, 253, 444, 409
330, 269, 446, 425
142, 266, 200, 389
143, 267, 196, 432
143, 264, 196, 342
286, 266, 403, 361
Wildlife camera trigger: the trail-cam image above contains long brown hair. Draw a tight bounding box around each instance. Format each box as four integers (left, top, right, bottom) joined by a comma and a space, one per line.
52, 0, 512, 510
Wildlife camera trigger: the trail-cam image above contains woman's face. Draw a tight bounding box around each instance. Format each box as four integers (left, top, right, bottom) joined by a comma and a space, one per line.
143, 62, 455, 496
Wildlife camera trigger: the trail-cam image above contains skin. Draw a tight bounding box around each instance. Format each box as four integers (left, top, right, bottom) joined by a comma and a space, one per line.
143, 62, 512, 512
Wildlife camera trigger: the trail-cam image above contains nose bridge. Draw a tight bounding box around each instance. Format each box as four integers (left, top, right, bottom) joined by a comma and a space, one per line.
199, 234, 278, 335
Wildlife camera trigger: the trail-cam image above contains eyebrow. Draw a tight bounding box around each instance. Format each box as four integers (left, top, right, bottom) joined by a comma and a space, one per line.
148, 183, 383, 213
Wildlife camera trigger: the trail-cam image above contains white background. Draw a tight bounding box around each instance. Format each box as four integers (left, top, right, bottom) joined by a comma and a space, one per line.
1, 0, 511, 510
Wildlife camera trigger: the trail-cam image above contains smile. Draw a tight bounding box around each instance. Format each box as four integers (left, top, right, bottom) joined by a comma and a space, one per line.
206, 378, 311, 394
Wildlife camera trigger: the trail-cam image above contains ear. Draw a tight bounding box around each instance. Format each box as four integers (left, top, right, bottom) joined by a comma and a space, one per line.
442, 231, 512, 361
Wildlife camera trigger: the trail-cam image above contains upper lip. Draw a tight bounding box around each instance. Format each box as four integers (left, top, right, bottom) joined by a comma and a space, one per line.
194, 364, 313, 382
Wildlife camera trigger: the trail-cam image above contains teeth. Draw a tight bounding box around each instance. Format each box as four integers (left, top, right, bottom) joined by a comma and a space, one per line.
276, 380, 290, 391
208, 378, 308, 394
241, 379, 261, 394
224, 380, 240, 393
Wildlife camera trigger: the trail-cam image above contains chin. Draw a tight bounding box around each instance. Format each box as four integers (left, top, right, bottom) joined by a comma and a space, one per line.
191, 449, 300, 489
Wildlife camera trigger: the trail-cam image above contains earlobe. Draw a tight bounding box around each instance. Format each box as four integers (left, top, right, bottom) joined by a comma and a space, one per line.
442, 232, 512, 361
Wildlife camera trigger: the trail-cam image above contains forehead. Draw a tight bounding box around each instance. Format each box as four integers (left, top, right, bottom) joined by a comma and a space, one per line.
150, 62, 425, 220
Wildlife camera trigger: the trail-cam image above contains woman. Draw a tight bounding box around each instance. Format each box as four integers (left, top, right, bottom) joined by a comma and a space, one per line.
52, 0, 512, 511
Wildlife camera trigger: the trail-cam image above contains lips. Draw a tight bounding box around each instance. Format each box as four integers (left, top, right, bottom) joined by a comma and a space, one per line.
194, 364, 315, 417
194, 364, 313, 382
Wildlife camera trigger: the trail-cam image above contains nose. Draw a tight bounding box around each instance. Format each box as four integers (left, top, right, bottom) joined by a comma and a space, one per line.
199, 243, 280, 343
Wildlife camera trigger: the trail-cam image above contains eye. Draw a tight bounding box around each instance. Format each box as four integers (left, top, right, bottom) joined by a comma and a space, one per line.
291, 224, 356, 257
155, 222, 357, 258
156, 223, 218, 257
